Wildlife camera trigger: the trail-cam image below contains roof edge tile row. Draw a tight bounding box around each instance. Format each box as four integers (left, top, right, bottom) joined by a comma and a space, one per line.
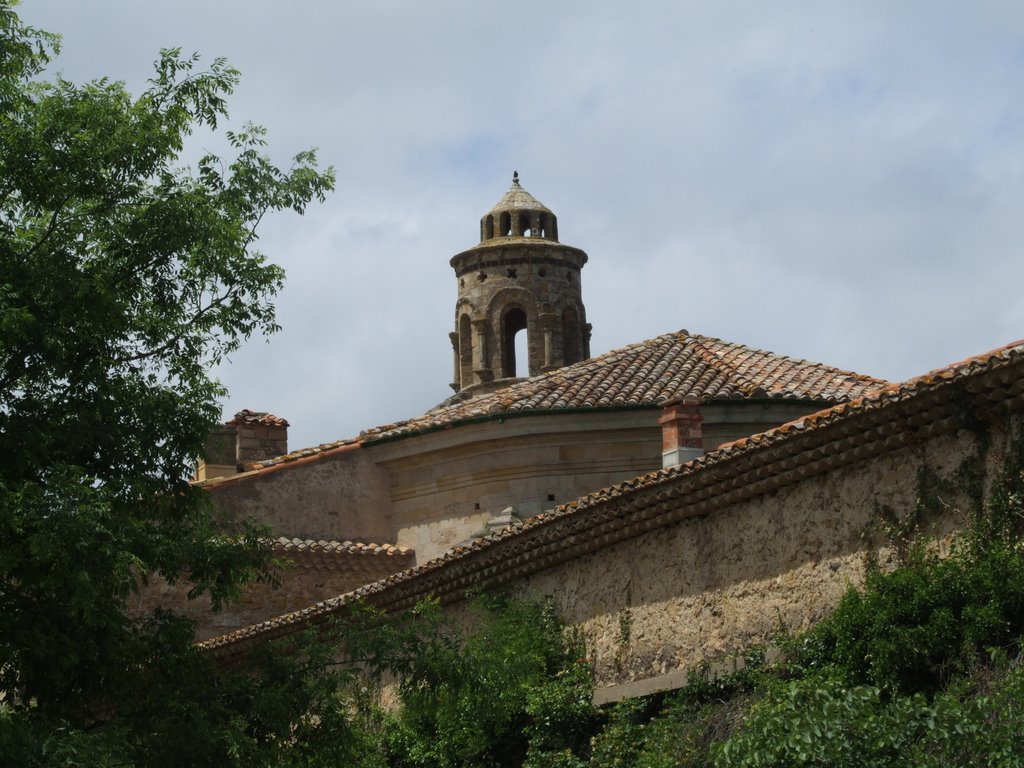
274, 538, 413, 557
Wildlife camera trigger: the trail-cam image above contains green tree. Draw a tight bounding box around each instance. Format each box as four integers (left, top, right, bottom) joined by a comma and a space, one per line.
385, 594, 598, 768
0, 2, 337, 763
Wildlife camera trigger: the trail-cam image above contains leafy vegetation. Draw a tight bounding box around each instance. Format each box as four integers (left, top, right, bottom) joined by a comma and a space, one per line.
0, 2, 337, 763
380, 595, 599, 768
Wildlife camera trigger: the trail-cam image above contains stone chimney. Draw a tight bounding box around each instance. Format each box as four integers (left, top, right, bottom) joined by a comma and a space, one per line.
226, 410, 289, 463
194, 410, 289, 481
658, 395, 703, 468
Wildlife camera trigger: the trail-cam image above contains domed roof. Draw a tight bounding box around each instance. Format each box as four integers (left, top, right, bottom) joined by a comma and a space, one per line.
479, 172, 559, 242
486, 171, 553, 215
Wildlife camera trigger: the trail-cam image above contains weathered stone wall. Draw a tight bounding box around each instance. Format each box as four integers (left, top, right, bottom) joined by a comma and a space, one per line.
131, 549, 415, 641
235, 422, 288, 464
203, 348, 1024, 709
208, 445, 393, 543
508, 423, 999, 699
371, 411, 663, 560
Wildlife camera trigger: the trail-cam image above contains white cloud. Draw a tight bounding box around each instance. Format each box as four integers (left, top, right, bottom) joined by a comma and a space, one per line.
18, 0, 1024, 449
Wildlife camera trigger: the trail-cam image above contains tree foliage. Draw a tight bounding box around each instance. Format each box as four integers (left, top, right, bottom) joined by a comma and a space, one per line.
0, 2, 334, 762
383, 594, 598, 768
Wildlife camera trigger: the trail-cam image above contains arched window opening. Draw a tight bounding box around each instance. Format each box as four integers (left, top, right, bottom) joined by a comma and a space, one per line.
459, 314, 472, 387
563, 307, 580, 365
515, 328, 528, 374
502, 307, 528, 377
517, 212, 530, 237
549, 216, 558, 241
484, 215, 494, 240
500, 212, 512, 237
538, 212, 548, 238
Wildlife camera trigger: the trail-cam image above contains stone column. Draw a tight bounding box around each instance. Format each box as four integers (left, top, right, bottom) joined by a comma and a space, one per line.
658, 395, 703, 468
472, 318, 492, 382
540, 312, 556, 371
449, 331, 460, 391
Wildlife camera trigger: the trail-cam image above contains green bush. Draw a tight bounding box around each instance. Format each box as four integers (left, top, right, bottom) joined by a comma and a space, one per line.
387, 594, 599, 768
795, 471, 1024, 695
910, 659, 1024, 766
713, 658, 1024, 768
712, 676, 933, 767
588, 697, 653, 768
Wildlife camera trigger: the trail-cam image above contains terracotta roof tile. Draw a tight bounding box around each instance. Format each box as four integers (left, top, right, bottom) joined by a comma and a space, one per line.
369, 330, 886, 441
226, 409, 290, 428
273, 538, 413, 557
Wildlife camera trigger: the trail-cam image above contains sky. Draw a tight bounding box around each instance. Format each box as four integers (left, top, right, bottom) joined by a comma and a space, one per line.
18, 1, 1024, 451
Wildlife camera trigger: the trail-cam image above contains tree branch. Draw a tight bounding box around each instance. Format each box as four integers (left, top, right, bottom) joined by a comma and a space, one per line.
112, 287, 237, 365
21, 198, 68, 261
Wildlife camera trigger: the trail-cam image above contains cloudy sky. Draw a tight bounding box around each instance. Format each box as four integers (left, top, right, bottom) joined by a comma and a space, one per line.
20, 1, 1024, 450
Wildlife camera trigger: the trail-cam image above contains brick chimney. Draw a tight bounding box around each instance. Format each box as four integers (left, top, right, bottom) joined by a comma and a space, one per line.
658, 395, 703, 468
194, 410, 289, 481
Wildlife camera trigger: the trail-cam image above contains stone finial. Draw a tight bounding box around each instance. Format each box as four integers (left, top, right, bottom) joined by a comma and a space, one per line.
512, 170, 519, 186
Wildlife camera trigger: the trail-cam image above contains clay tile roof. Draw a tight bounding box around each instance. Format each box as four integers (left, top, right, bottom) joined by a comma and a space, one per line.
200, 330, 885, 478
363, 330, 886, 443
226, 409, 289, 428
199, 338, 1024, 661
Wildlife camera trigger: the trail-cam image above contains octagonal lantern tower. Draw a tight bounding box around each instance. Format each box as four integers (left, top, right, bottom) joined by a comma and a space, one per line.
448, 172, 591, 396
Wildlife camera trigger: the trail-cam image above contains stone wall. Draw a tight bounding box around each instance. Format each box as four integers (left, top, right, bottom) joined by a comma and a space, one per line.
699, 401, 831, 452
371, 410, 663, 559
131, 546, 415, 641
208, 444, 393, 543
373, 404, 832, 561
202, 345, 1024, 706
519, 426, 986, 699
202, 402, 851, 566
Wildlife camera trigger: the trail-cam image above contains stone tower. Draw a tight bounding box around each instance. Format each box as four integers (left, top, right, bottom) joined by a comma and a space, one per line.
449, 173, 591, 396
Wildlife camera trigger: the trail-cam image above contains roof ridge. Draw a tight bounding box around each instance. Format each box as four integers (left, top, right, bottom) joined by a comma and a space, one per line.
687, 333, 772, 398
426, 333, 680, 414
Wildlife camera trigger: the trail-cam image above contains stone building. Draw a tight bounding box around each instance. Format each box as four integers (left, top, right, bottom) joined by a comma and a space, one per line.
195, 410, 289, 481
178, 175, 890, 641
203, 339, 1024, 706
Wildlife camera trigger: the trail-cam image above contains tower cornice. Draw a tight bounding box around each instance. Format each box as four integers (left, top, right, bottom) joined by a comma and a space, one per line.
450, 239, 588, 276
